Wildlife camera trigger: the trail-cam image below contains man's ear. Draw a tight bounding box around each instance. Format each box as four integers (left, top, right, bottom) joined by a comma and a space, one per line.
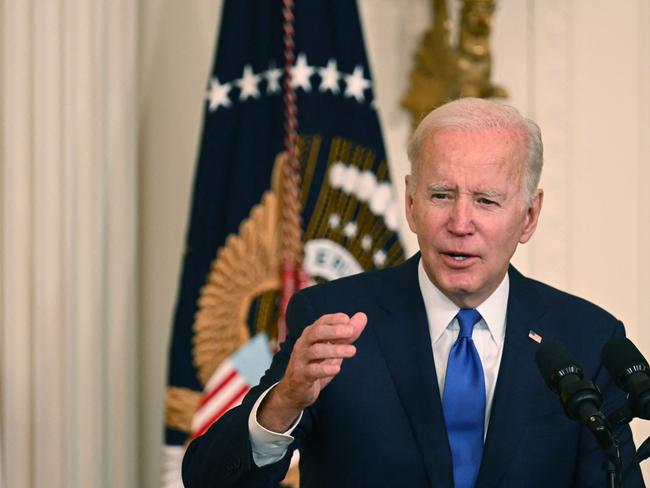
519, 189, 544, 244
405, 175, 417, 233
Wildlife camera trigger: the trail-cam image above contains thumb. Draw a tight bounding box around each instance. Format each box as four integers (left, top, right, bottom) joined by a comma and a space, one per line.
348, 312, 367, 341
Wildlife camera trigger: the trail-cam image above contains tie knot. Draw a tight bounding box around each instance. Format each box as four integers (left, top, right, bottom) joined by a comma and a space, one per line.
456, 308, 481, 338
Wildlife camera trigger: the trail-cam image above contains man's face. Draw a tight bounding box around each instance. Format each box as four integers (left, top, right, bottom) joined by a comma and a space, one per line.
405, 127, 543, 308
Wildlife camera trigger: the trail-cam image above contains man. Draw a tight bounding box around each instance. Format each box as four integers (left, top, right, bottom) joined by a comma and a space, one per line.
182, 98, 645, 487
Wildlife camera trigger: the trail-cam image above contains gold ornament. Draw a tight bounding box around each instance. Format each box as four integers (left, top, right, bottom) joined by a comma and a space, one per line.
402, 0, 508, 129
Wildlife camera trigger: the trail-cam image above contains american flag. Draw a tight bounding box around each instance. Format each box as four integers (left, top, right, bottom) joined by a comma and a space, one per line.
191, 334, 272, 439
528, 330, 543, 344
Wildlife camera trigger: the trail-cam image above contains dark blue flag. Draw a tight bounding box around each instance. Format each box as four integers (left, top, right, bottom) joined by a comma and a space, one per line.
163, 1, 405, 483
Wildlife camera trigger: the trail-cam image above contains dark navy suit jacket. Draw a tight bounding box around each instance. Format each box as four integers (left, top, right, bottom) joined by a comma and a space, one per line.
183, 254, 645, 487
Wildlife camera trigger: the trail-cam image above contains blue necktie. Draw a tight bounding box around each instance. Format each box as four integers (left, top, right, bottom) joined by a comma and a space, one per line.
443, 308, 486, 488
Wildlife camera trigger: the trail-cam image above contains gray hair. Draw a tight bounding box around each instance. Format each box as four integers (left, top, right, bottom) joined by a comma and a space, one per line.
406, 98, 543, 207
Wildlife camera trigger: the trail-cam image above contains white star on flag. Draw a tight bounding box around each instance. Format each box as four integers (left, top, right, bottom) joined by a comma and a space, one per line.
265, 63, 282, 94
343, 221, 358, 239
291, 53, 315, 92
206, 78, 232, 111
328, 213, 341, 229
318, 59, 340, 93
236, 65, 261, 100
344, 65, 371, 102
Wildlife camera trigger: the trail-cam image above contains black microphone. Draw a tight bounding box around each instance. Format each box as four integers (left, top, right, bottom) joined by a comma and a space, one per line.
602, 337, 650, 420
536, 340, 605, 423
536, 341, 623, 485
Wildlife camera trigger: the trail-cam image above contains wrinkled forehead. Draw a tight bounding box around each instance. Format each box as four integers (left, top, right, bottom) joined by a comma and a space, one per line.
416, 126, 528, 177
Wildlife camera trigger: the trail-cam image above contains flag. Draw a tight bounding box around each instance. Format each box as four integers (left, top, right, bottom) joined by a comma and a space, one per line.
190, 334, 272, 439
163, 0, 405, 485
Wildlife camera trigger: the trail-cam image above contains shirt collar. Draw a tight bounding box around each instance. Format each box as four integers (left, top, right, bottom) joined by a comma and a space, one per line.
417, 257, 509, 346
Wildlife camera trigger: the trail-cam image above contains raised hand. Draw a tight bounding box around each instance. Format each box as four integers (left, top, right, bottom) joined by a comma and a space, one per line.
257, 312, 367, 432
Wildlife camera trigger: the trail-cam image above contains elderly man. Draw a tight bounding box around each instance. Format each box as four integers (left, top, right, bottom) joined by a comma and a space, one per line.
183, 98, 644, 487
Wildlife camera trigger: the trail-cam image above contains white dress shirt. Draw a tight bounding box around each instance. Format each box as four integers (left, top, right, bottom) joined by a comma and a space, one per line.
248, 257, 510, 466
417, 259, 508, 433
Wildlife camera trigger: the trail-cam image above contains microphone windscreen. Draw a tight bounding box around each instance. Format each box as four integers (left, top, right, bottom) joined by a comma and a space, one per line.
535, 340, 580, 391
602, 337, 649, 386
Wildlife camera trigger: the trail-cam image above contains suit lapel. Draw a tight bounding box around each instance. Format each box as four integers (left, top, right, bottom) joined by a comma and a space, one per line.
477, 266, 549, 486
369, 259, 550, 486
369, 254, 454, 488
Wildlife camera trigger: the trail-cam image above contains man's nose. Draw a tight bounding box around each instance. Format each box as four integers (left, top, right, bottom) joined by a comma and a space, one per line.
447, 198, 475, 235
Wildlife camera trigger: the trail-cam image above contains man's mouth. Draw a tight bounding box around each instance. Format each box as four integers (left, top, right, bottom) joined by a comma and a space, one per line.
442, 252, 477, 263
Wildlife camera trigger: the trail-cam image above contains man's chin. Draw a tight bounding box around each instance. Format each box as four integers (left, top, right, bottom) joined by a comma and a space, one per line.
436, 274, 480, 295
435, 277, 485, 307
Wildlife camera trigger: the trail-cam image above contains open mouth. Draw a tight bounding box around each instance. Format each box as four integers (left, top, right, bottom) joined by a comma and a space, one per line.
449, 253, 469, 261
443, 252, 477, 263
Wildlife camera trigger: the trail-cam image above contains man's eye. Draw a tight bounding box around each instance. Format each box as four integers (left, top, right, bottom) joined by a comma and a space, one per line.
431, 193, 449, 200
478, 198, 498, 206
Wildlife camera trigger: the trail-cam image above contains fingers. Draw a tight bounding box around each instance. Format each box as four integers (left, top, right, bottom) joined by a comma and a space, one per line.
303, 342, 357, 361
306, 323, 354, 344
311, 312, 353, 326
277, 311, 367, 410
299, 360, 343, 380
291, 311, 366, 370
348, 312, 368, 341
302, 312, 367, 346
294, 333, 357, 365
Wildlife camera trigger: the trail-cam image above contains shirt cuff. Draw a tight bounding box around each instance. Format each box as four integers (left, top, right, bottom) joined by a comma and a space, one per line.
248, 383, 303, 467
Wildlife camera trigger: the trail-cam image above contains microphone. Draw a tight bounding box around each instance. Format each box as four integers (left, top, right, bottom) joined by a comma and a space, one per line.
536, 340, 604, 423
537, 341, 623, 486
602, 337, 650, 420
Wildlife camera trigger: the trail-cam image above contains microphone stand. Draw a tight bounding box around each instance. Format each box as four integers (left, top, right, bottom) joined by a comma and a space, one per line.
584, 413, 622, 488
622, 437, 650, 482
565, 380, 622, 487
608, 404, 650, 484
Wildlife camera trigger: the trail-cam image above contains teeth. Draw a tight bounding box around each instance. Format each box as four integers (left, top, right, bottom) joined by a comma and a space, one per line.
452, 255, 467, 261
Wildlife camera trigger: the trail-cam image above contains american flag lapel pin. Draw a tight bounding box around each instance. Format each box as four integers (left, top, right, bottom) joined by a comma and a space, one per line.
528, 330, 543, 344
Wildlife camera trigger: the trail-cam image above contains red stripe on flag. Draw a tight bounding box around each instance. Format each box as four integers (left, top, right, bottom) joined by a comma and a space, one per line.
197, 368, 238, 409
192, 384, 250, 439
